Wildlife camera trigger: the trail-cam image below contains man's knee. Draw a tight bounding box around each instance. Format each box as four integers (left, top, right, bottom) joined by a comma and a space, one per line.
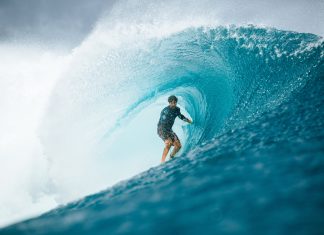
175, 141, 182, 149
164, 140, 172, 148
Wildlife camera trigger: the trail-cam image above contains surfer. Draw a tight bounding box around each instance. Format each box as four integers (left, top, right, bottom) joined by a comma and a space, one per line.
157, 95, 192, 163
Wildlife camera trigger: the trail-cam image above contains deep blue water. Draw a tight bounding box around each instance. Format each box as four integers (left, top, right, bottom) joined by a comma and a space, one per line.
1, 26, 323, 235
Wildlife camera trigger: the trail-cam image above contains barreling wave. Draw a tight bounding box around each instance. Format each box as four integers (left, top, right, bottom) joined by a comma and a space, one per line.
38, 26, 323, 198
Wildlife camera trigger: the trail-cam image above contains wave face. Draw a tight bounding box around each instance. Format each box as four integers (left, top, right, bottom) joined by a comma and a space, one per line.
2, 26, 323, 234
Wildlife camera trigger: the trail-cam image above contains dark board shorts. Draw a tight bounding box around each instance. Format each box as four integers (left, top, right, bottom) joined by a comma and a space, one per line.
157, 125, 179, 143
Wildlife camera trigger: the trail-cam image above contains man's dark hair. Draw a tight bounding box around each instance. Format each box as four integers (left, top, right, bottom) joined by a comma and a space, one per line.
168, 95, 178, 103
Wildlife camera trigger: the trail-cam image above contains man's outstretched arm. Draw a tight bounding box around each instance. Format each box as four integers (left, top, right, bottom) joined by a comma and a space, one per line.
185, 117, 193, 123
178, 113, 193, 124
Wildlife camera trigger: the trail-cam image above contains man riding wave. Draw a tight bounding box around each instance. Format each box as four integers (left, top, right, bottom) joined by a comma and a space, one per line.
157, 95, 192, 163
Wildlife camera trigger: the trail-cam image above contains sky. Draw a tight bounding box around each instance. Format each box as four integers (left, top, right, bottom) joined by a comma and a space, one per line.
0, 0, 115, 49
0, 0, 323, 50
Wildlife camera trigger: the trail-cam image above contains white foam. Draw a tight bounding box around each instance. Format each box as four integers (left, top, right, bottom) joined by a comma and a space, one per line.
0, 44, 71, 227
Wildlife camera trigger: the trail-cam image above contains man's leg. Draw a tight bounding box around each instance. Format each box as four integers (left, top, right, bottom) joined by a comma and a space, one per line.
170, 136, 181, 158
161, 138, 172, 163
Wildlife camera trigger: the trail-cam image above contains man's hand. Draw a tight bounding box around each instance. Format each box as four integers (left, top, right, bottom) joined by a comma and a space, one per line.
187, 118, 193, 124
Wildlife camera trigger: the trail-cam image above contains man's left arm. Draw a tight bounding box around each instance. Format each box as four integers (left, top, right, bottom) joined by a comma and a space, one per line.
178, 109, 192, 123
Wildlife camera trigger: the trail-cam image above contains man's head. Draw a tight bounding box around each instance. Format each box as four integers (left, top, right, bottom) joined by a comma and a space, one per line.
168, 95, 178, 108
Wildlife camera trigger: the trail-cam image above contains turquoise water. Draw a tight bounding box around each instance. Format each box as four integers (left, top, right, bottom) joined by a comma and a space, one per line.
1, 26, 323, 235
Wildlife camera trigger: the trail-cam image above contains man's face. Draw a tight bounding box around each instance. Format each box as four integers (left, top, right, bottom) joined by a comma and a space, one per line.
169, 100, 177, 108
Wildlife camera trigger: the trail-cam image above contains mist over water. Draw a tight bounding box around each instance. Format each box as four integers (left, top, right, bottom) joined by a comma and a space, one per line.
0, 0, 323, 228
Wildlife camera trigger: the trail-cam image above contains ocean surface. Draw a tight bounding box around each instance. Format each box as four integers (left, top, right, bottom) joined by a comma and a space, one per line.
1, 24, 323, 234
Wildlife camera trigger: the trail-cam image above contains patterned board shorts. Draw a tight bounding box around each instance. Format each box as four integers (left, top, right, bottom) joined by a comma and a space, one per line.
157, 126, 179, 143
